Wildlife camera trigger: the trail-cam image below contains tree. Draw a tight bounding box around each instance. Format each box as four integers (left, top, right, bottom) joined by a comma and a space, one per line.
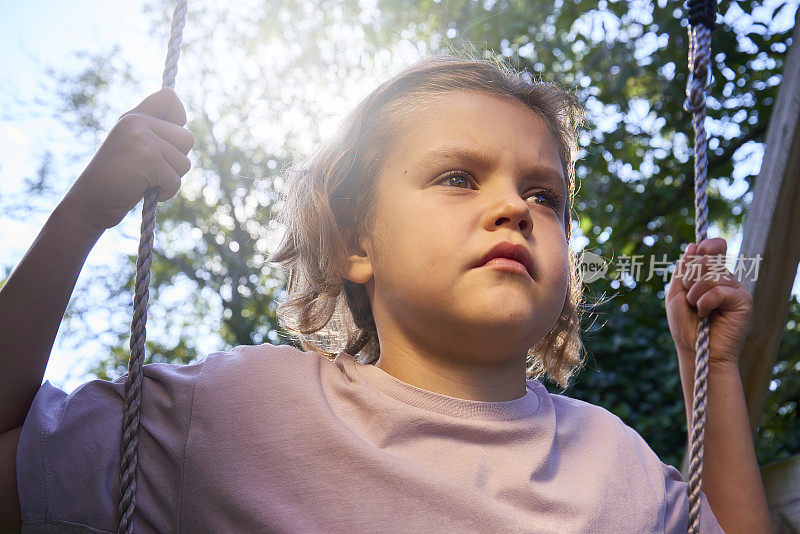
357, 0, 799, 467
13, 0, 798, 468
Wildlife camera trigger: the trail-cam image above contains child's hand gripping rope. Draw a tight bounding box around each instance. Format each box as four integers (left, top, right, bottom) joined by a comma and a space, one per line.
60, 87, 195, 231
665, 237, 754, 370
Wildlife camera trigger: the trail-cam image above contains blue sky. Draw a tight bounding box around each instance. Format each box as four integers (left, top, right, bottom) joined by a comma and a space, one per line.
1, 0, 166, 391
2, 0, 799, 393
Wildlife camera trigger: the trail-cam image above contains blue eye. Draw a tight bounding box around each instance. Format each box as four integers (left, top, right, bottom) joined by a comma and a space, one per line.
436, 171, 561, 211
436, 170, 473, 189
527, 189, 561, 210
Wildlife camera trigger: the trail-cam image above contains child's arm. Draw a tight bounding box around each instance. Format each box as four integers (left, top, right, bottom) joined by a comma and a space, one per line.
677, 352, 772, 533
0, 206, 104, 434
0, 87, 194, 435
666, 238, 772, 533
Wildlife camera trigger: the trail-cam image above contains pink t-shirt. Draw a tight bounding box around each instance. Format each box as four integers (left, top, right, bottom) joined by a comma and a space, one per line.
17, 343, 723, 533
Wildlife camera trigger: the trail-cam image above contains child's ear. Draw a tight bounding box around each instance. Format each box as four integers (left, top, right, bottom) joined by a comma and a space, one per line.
339, 228, 373, 285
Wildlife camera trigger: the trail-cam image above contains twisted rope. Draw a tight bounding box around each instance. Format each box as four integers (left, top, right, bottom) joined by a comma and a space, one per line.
684, 0, 715, 531
110, 1, 718, 532
117, 2, 187, 532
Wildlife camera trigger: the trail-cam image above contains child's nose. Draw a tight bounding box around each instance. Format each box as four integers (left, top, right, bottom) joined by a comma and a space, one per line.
487, 193, 533, 235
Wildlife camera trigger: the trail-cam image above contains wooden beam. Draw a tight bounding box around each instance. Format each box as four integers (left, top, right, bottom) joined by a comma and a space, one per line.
760, 453, 800, 531
737, 9, 800, 433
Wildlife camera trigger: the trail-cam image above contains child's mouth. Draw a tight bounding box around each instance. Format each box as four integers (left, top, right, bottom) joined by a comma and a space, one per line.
478, 257, 532, 278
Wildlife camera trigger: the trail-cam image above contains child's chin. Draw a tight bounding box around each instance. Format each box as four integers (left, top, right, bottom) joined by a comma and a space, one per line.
463, 311, 539, 335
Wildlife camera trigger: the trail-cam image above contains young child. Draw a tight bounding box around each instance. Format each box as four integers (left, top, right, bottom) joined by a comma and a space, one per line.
0, 54, 771, 533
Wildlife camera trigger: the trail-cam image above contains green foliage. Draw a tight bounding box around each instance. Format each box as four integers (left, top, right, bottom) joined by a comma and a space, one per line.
356, 0, 799, 470
39, 0, 799, 469
90, 335, 199, 381
755, 296, 800, 465
45, 45, 142, 142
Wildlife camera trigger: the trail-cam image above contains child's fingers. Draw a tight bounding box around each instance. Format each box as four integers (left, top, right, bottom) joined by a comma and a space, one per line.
155, 135, 192, 178
685, 270, 741, 309
152, 157, 182, 202
695, 237, 727, 257
680, 253, 713, 291
145, 116, 195, 154
679, 239, 729, 292
666, 261, 688, 300
118, 113, 194, 155
671, 242, 696, 288
695, 284, 752, 318
126, 87, 187, 126
667, 243, 693, 296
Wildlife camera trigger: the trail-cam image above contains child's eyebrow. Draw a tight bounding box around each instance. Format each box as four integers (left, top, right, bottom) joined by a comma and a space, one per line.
416, 144, 567, 194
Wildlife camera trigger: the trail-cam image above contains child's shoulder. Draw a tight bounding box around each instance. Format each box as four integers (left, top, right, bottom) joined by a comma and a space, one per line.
188, 342, 332, 392
542, 387, 657, 458
198, 342, 325, 372
120, 343, 325, 399
545, 389, 620, 420
545, 388, 626, 426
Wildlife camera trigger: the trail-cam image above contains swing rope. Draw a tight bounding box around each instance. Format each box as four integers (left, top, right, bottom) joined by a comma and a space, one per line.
118, 1, 187, 532
115, 1, 719, 532
684, 0, 716, 532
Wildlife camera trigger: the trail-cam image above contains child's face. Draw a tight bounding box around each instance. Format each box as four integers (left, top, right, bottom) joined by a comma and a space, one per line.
347, 90, 570, 363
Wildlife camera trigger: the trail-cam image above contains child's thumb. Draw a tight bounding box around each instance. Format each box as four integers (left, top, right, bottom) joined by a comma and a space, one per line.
665, 267, 687, 302
123, 87, 187, 126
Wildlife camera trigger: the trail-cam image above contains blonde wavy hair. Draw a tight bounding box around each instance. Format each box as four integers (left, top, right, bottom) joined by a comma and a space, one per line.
268, 52, 587, 388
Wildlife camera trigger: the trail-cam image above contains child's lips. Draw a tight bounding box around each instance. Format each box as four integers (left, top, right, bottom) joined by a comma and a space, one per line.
477, 257, 532, 277
473, 241, 535, 278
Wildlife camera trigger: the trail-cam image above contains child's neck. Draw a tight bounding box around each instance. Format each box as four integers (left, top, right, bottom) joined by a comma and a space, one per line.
373, 338, 529, 402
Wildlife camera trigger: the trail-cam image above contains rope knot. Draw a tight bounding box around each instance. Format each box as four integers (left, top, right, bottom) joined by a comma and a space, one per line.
686, 0, 717, 30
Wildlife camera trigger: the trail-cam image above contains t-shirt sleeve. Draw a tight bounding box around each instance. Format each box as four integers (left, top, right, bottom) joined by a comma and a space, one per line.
16, 359, 206, 533
662, 462, 725, 533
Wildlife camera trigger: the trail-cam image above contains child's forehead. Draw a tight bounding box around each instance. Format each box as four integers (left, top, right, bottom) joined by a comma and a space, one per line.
387, 95, 563, 173
414, 143, 564, 182
406, 90, 534, 121
394, 92, 555, 146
